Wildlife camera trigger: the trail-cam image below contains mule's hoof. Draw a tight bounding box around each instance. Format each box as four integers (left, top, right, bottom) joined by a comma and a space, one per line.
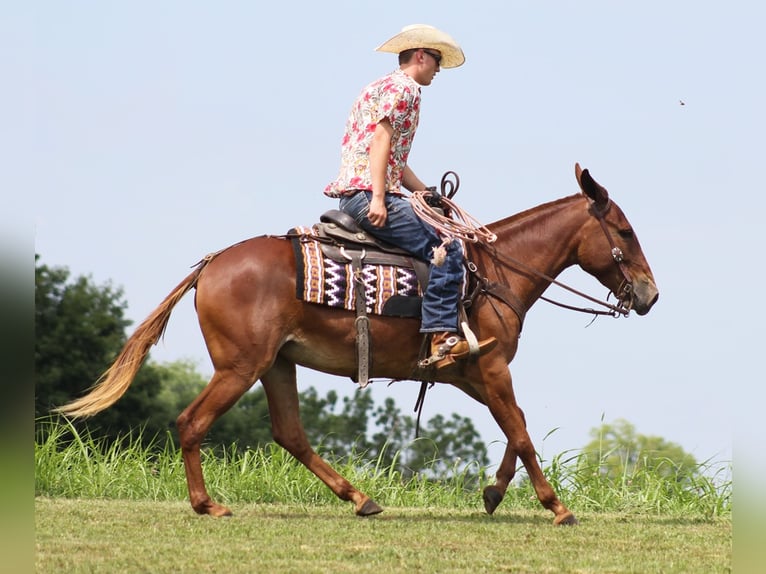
194, 501, 233, 517
211, 506, 233, 518
554, 512, 578, 526
482, 486, 504, 515
356, 499, 383, 517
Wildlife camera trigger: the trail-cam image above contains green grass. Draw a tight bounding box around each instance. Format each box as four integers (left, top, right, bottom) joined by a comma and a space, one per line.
35, 421, 732, 572
35, 421, 487, 510
35, 420, 731, 518
36, 499, 731, 573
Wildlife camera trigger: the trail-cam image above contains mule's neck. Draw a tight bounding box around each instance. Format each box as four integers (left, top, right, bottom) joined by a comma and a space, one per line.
472, 194, 590, 310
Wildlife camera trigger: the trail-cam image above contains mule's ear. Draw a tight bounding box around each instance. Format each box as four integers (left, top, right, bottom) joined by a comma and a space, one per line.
575, 163, 609, 208
575, 162, 584, 186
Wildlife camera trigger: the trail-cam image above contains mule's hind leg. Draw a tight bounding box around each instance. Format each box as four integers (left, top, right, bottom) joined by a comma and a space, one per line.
176, 368, 254, 517
261, 356, 382, 516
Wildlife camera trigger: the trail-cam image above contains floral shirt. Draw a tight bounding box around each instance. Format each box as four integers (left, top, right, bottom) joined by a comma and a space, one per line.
324, 69, 421, 198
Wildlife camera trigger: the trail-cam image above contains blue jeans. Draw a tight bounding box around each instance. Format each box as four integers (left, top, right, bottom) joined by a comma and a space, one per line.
338, 191, 464, 333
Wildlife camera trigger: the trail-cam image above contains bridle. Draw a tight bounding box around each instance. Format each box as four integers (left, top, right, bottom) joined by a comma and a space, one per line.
413, 171, 634, 319
473, 197, 634, 319
589, 199, 635, 314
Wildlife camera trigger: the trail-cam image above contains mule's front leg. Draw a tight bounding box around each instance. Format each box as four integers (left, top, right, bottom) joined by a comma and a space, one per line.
484, 370, 578, 525
261, 359, 383, 516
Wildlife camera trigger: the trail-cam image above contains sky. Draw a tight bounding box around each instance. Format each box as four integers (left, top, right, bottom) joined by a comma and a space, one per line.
15, 1, 765, 476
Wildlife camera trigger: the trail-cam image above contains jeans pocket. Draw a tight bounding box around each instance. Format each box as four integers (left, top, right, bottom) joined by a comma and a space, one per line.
341, 192, 371, 225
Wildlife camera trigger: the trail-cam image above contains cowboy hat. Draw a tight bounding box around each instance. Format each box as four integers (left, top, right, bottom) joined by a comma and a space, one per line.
375, 24, 465, 69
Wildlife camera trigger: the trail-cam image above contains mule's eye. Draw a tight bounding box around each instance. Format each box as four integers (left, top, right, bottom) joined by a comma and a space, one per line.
618, 228, 634, 239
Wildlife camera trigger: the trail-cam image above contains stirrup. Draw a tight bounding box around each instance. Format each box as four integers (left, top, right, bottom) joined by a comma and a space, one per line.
460, 321, 480, 356
418, 335, 461, 368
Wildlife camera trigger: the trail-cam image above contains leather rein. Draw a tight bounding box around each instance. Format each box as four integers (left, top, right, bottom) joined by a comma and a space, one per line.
419, 171, 633, 320
471, 198, 634, 320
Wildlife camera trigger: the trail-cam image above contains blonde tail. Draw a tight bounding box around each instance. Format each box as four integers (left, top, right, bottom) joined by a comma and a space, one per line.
55, 261, 209, 418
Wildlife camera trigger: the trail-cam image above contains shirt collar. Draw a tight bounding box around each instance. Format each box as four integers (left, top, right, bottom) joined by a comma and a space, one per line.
392, 68, 421, 91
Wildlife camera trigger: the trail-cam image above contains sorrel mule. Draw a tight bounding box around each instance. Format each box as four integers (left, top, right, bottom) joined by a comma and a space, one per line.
58, 164, 658, 525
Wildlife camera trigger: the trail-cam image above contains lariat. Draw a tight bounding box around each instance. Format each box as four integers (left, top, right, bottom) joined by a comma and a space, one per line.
410, 178, 497, 266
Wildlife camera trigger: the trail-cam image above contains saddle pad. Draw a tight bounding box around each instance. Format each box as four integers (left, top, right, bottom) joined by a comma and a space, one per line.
290, 226, 422, 316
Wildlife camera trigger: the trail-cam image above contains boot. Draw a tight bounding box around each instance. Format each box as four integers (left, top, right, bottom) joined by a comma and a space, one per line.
426, 331, 498, 370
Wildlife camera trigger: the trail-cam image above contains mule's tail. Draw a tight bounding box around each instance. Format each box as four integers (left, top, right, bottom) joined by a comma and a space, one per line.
55, 258, 212, 418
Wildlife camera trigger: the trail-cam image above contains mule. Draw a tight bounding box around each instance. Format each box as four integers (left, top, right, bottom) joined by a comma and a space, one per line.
58, 164, 658, 525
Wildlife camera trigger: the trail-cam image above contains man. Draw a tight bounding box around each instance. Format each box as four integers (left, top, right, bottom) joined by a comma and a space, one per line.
324, 24, 496, 370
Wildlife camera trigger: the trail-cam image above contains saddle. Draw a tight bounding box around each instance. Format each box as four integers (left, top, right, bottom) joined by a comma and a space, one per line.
314, 209, 430, 289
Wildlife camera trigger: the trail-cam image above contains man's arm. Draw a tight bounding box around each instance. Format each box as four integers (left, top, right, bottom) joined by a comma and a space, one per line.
401, 164, 427, 192
368, 120, 394, 227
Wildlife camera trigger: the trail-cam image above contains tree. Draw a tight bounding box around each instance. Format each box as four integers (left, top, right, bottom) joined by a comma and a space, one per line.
407, 413, 490, 478
298, 387, 374, 458
370, 397, 489, 479
370, 396, 417, 468
579, 418, 699, 483
35, 256, 188, 443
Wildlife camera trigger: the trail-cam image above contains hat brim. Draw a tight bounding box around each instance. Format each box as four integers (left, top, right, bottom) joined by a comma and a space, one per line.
375, 25, 465, 69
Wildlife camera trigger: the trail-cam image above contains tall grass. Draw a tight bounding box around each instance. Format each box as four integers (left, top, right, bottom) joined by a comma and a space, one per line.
35, 420, 731, 519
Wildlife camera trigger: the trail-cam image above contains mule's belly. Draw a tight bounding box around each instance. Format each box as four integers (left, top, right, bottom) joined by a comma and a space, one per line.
278, 314, 424, 381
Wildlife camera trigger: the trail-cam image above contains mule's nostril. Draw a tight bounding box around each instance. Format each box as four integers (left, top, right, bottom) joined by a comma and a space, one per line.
634, 291, 659, 316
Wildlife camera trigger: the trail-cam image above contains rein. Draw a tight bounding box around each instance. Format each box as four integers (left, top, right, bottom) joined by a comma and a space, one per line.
412, 173, 632, 319
474, 219, 631, 319
476, 236, 630, 318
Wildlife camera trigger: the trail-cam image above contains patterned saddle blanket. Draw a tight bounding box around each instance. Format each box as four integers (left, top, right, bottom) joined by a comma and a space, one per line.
290, 225, 426, 317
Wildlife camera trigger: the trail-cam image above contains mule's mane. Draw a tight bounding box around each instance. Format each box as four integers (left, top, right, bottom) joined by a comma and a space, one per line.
487, 193, 584, 232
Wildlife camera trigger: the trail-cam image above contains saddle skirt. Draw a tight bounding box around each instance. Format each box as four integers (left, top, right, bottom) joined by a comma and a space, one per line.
289, 224, 426, 317
289, 211, 469, 317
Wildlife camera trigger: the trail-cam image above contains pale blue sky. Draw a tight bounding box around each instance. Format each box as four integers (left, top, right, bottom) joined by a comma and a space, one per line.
18, 1, 765, 473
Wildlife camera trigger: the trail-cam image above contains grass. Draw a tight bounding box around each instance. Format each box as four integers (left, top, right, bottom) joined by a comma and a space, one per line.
34, 421, 732, 572
36, 499, 731, 573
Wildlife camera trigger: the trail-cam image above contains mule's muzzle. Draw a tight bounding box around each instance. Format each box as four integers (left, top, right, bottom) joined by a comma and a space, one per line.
631, 280, 659, 316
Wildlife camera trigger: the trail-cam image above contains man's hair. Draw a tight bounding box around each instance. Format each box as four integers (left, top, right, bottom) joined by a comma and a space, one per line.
398, 48, 420, 65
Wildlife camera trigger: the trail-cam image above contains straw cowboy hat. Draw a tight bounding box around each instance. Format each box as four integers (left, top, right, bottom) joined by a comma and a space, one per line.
375, 24, 465, 69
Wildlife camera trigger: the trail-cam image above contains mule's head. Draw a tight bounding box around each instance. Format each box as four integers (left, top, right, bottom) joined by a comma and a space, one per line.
574, 163, 659, 316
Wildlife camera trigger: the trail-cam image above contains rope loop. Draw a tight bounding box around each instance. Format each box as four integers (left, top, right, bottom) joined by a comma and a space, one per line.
410, 190, 497, 245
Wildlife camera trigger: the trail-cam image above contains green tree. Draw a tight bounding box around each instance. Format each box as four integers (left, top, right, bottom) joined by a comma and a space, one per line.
370, 397, 489, 479
579, 418, 699, 483
36, 256, 183, 444
370, 396, 417, 468
298, 387, 374, 458
407, 413, 490, 478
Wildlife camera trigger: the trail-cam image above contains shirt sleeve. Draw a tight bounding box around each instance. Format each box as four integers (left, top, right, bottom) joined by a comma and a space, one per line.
377, 83, 418, 133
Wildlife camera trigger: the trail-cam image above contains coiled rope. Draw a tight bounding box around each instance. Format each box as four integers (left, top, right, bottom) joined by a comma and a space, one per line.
410, 189, 497, 266
410, 190, 497, 245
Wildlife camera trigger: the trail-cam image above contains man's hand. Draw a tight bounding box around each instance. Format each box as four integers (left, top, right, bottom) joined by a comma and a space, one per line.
367, 195, 388, 227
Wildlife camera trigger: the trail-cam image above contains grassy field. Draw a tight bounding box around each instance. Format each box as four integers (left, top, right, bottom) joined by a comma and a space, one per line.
36, 499, 730, 573
35, 422, 732, 573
